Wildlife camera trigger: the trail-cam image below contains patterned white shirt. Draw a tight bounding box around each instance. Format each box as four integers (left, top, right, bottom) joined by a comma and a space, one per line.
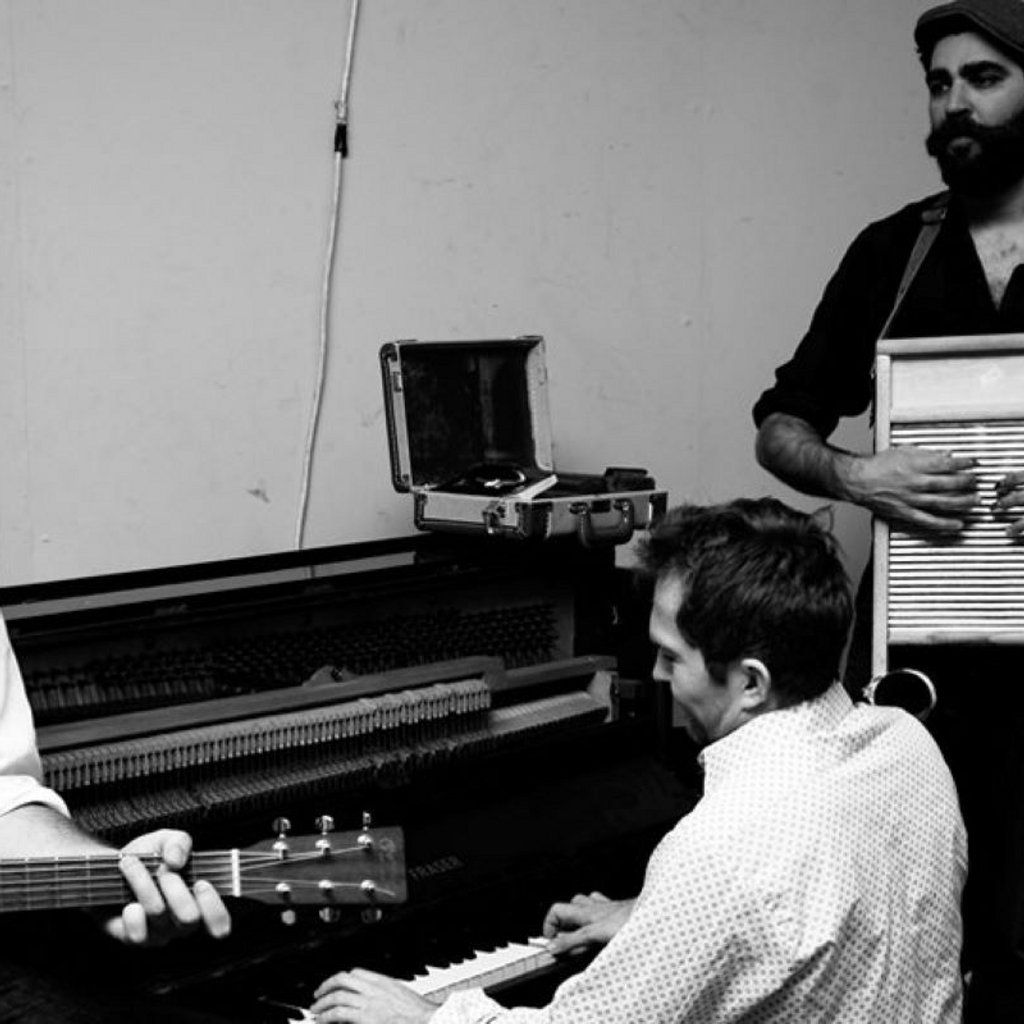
0, 613, 68, 818
431, 683, 966, 1024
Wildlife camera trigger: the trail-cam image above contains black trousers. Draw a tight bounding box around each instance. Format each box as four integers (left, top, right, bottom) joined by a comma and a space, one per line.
848, 569, 1024, 1023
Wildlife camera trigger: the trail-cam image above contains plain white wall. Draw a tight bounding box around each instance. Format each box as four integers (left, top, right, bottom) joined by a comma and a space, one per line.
0, 0, 940, 585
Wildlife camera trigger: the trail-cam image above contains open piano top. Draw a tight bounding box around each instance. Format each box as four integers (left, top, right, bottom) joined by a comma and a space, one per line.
1, 535, 696, 1020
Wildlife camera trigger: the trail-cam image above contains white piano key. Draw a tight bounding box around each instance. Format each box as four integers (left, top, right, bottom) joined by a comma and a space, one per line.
294, 937, 558, 1019
405, 937, 556, 998
412, 955, 485, 989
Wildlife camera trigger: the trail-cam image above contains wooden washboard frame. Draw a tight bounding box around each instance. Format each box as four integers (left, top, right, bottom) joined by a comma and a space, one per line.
873, 334, 1024, 677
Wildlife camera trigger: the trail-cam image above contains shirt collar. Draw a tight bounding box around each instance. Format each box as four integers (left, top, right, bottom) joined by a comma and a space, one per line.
698, 681, 854, 793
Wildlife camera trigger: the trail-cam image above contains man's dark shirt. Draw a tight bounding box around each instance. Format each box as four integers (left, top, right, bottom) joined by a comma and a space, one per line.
752, 191, 1024, 1023
752, 193, 1024, 438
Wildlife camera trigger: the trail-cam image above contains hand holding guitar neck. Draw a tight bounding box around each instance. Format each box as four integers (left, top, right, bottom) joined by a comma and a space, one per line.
0, 813, 406, 947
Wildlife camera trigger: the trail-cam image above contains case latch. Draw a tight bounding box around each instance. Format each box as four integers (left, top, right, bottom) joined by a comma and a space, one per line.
482, 501, 506, 536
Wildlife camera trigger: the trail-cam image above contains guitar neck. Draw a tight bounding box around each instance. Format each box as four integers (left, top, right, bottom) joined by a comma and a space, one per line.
0, 825, 408, 913
0, 851, 237, 913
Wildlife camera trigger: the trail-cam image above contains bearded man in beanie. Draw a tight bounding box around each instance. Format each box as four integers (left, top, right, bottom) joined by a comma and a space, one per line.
754, 1, 1024, 1019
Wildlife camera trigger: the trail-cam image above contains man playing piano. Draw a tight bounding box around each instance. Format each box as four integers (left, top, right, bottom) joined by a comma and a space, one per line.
0, 610, 233, 1021
310, 498, 966, 1023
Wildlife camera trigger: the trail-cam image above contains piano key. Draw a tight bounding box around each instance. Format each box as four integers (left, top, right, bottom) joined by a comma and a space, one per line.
255, 997, 315, 1024
406, 937, 555, 1000
287, 938, 558, 1022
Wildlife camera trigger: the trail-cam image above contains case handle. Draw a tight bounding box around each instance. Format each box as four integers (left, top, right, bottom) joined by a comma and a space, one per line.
570, 499, 636, 547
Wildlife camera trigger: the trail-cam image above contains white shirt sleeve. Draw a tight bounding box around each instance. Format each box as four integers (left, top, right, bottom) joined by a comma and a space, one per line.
428, 821, 775, 1024
0, 614, 68, 818
430, 989, 547, 1024
430, 688, 966, 1024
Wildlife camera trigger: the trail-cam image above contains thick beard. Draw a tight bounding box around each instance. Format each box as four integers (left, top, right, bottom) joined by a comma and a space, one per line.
926, 108, 1024, 197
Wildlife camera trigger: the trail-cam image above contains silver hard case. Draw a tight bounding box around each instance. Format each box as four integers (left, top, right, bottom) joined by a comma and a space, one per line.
380, 336, 666, 544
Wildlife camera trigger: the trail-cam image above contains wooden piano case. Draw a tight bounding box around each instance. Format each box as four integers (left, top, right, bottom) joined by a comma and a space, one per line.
381, 336, 667, 545
1, 535, 693, 1020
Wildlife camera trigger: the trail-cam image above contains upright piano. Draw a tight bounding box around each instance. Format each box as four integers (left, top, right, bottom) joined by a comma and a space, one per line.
1, 534, 696, 1021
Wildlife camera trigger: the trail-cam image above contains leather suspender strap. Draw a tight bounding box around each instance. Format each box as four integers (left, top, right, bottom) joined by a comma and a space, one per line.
876, 192, 949, 342
868, 193, 949, 420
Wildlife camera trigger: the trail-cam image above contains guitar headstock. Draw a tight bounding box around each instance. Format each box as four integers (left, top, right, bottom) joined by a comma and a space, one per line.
234, 815, 407, 908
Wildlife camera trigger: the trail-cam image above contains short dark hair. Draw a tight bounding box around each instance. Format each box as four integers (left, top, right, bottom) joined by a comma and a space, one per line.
636, 498, 853, 705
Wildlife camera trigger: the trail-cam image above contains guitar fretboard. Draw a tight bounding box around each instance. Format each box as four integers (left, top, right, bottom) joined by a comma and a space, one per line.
0, 851, 235, 912
0, 834, 407, 914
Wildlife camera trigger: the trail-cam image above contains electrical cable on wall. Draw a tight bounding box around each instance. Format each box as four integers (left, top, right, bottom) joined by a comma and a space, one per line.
294, 0, 361, 550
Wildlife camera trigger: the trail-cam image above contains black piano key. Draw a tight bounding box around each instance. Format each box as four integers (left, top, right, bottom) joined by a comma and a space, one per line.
255, 996, 310, 1024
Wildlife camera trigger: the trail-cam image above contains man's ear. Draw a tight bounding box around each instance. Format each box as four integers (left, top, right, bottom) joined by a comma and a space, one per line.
738, 657, 772, 709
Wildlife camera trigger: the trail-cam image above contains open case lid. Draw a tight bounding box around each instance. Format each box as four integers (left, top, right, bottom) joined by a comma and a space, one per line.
380, 336, 554, 492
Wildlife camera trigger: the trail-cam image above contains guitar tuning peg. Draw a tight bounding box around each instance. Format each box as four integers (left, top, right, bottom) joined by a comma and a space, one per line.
315, 815, 335, 855
360, 907, 383, 925
319, 906, 341, 924
280, 909, 297, 927
272, 817, 292, 858
358, 810, 374, 851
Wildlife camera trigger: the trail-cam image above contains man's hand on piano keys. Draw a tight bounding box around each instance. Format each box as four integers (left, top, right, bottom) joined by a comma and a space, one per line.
310, 968, 436, 1024
103, 828, 232, 946
542, 890, 635, 956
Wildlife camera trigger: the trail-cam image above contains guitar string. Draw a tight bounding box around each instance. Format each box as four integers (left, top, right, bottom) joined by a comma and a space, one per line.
0, 882, 399, 901
0, 850, 396, 903
0, 847, 378, 875
0, 884, 396, 904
